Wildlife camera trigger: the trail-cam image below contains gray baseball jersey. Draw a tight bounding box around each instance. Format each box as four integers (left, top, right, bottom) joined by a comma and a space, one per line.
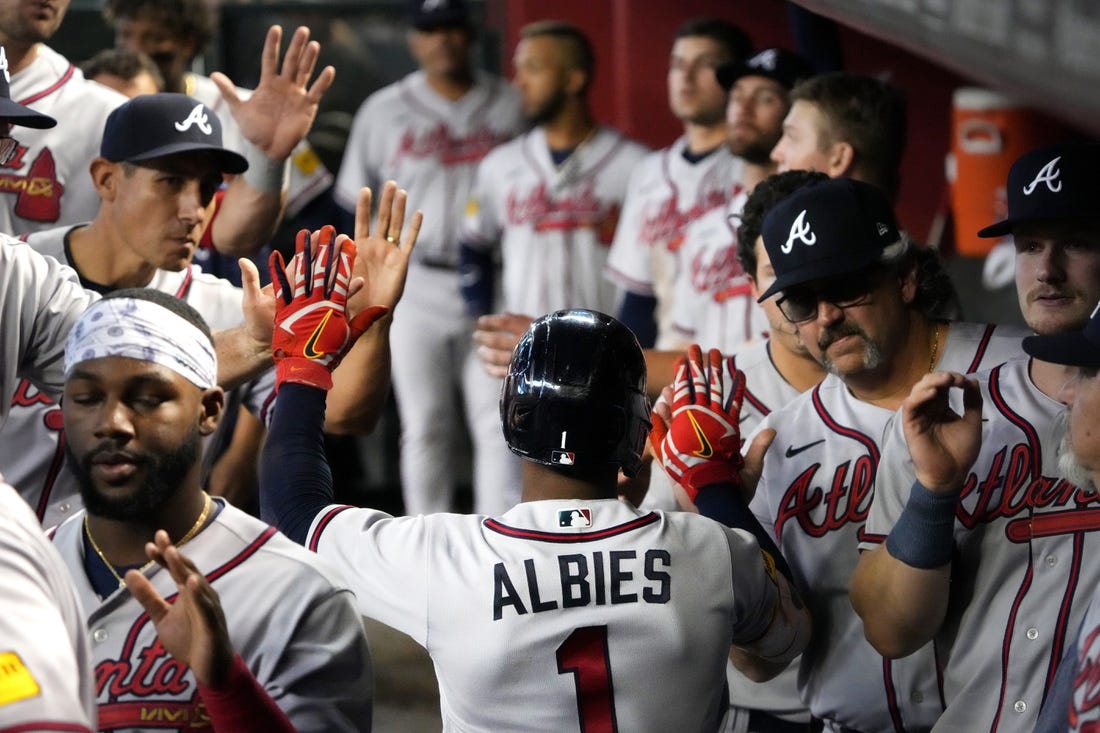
3, 46, 126, 233
670, 190, 769, 353
865, 353, 1096, 733
52, 500, 372, 732
0, 480, 95, 731
604, 138, 744, 345
306, 497, 790, 732
185, 72, 332, 218
1067, 586, 1100, 731
334, 68, 523, 516
4, 227, 276, 529
462, 126, 649, 316
750, 321, 1022, 732
0, 236, 96, 430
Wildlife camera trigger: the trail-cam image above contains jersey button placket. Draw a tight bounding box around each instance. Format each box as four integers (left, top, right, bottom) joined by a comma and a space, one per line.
92, 628, 108, 644
1026, 627, 1039, 640
1014, 700, 1027, 714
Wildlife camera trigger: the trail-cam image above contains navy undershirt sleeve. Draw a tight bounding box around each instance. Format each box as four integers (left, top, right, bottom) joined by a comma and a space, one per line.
458, 242, 495, 317
259, 383, 334, 546
617, 291, 658, 348
694, 483, 794, 583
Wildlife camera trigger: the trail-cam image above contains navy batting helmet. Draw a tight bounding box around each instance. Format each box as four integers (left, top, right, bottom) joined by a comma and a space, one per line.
501, 310, 651, 477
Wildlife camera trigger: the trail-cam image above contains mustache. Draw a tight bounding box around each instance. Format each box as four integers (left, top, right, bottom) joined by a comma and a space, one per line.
83, 443, 144, 467
818, 322, 867, 351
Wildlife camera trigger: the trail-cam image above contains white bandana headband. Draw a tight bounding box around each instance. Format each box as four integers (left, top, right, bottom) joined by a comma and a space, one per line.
64, 297, 217, 389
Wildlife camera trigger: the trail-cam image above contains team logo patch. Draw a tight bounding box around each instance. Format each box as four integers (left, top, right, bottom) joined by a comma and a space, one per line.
175, 104, 212, 135
551, 450, 576, 465
559, 508, 592, 527
1023, 156, 1063, 195
760, 550, 778, 583
0, 652, 41, 706
782, 209, 816, 253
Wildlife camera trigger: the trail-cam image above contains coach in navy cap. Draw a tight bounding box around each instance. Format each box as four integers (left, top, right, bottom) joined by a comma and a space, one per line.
407, 0, 470, 30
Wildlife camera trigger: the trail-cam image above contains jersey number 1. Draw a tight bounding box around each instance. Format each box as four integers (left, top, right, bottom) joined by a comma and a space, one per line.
556, 625, 618, 733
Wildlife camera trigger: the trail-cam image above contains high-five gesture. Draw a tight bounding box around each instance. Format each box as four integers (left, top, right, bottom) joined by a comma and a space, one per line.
650, 345, 746, 502
901, 371, 983, 493
347, 181, 422, 318
269, 226, 388, 391
213, 25, 335, 160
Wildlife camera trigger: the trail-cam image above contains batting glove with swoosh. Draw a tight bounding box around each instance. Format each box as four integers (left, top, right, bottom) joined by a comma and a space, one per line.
650, 344, 746, 503
269, 226, 388, 391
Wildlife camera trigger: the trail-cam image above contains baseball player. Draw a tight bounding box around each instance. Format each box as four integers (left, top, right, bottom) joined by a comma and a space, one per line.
852, 142, 1100, 733
604, 18, 752, 348
80, 48, 164, 98
256, 225, 811, 729
338, 0, 523, 516
667, 48, 813, 357
53, 286, 375, 731
104, 0, 337, 246
747, 177, 1024, 732
0, 4, 127, 234
460, 20, 648, 319
1017, 307, 1100, 733
0, 477, 95, 731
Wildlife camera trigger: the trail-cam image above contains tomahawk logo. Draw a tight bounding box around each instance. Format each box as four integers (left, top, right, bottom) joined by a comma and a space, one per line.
1023, 156, 1063, 195
783, 209, 816, 253
175, 104, 212, 135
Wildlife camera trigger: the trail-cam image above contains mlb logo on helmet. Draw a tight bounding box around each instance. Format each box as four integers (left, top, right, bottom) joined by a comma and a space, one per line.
978, 141, 1100, 238
758, 177, 900, 302
551, 450, 576, 465
558, 508, 592, 528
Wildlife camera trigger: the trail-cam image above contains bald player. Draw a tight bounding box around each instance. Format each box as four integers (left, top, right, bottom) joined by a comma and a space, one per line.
258, 223, 811, 728
852, 142, 1100, 733
604, 17, 752, 348
339, 0, 523, 517
53, 286, 374, 731
745, 177, 1024, 732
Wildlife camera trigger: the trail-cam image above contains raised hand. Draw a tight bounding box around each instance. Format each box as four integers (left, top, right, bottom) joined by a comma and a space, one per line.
346, 181, 422, 319
269, 226, 388, 390
902, 371, 983, 493
212, 25, 335, 160
124, 531, 233, 688
649, 345, 746, 502
473, 313, 535, 378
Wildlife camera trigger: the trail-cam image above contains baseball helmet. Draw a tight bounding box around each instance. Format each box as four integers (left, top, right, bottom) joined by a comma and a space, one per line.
501, 310, 651, 477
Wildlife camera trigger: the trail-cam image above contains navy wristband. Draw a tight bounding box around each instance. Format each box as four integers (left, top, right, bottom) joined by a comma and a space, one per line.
884, 480, 959, 569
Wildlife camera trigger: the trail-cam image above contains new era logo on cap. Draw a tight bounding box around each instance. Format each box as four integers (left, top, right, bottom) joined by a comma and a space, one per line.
979, 142, 1100, 238
759, 178, 900, 302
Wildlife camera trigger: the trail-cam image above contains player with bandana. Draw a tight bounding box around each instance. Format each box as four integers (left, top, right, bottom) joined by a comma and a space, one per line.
52, 284, 377, 731
852, 141, 1100, 733
746, 177, 1023, 732
258, 220, 811, 728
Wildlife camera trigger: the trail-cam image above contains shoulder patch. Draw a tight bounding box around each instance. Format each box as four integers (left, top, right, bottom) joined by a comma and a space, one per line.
292, 146, 321, 176
465, 197, 480, 217
760, 549, 778, 584
0, 652, 41, 706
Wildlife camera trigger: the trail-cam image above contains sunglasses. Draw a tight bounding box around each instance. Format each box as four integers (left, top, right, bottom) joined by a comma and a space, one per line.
775, 267, 887, 323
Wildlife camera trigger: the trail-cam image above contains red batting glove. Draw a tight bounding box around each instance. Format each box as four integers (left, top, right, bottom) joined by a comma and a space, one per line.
269, 225, 388, 391
649, 345, 746, 503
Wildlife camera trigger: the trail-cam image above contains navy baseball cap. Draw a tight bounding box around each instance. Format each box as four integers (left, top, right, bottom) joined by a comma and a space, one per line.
100, 93, 248, 174
0, 46, 54, 129
716, 48, 812, 92
407, 0, 469, 30
978, 142, 1100, 238
1023, 300, 1100, 368
758, 177, 901, 302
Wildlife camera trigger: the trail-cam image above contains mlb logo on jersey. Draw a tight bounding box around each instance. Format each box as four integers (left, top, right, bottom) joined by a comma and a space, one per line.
558, 508, 592, 527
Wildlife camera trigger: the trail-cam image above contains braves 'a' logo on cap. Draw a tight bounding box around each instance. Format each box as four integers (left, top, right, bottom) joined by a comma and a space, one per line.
783, 209, 816, 253
751, 49, 779, 71
175, 104, 212, 135
0, 47, 9, 84
421, 0, 447, 10
1023, 156, 1063, 195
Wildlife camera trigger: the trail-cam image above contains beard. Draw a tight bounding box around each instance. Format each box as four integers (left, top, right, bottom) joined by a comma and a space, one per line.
1057, 430, 1098, 495
727, 127, 782, 166
817, 322, 884, 375
66, 423, 202, 522
526, 88, 569, 126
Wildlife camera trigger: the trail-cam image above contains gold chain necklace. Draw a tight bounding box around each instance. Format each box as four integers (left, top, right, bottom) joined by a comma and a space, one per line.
928, 322, 941, 373
84, 493, 213, 589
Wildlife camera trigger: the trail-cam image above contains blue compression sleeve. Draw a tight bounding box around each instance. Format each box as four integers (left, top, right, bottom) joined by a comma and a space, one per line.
617, 291, 658, 348
884, 481, 958, 569
694, 483, 793, 583
259, 383, 334, 545
458, 242, 495, 317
